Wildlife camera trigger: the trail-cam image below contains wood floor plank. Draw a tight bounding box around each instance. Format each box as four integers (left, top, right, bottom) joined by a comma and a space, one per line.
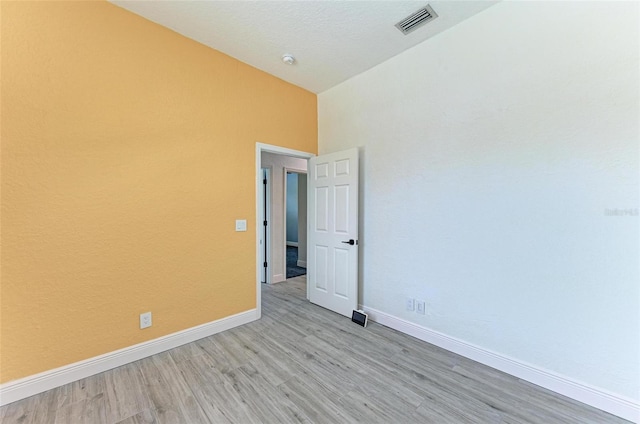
253, 313, 308, 343
2, 394, 40, 424
338, 388, 414, 423
114, 409, 157, 424
2, 386, 65, 424
30, 389, 61, 424
233, 325, 308, 387
265, 334, 361, 396
103, 363, 153, 423
303, 330, 426, 408
56, 373, 107, 410
212, 330, 259, 369
54, 394, 107, 424
193, 331, 256, 375
144, 353, 210, 424
413, 400, 503, 424
172, 355, 230, 423
166, 340, 206, 364
191, 378, 256, 424
277, 375, 351, 424
225, 363, 311, 424
137, 353, 196, 424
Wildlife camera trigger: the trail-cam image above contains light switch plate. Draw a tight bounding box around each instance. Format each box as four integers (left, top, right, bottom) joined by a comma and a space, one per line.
235, 219, 247, 232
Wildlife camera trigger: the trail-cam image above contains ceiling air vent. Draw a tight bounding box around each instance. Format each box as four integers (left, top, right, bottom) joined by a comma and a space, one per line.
395, 4, 438, 35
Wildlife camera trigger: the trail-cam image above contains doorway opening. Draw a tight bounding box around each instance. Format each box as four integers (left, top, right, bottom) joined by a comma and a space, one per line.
285, 170, 307, 279
256, 143, 313, 319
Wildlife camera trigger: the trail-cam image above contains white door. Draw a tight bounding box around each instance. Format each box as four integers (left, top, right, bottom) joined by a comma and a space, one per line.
308, 148, 358, 317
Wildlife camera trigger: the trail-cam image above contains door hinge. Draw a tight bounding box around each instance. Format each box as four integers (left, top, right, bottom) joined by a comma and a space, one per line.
263, 179, 267, 185
263, 262, 268, 268
263, 220, 268, 226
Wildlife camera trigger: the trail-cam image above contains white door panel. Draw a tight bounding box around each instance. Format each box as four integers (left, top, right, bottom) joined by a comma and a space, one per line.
308, 148, 358, 317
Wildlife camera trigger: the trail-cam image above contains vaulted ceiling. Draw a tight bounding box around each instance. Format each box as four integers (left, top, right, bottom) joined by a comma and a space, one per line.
110, 1, 498, 93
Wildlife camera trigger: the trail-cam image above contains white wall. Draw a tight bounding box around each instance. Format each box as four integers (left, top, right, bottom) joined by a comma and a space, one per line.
261, 152, 307, 283
319, 0, 639, 407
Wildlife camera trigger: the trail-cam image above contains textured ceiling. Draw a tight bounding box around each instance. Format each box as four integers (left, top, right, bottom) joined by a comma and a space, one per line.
109, 1, 498, 93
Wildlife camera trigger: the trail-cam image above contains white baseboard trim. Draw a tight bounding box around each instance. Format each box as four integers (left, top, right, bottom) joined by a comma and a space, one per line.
272, 273, 285, 284
360, 305, 639, 423
297, 260, 307, 268
0, 309, 258, 407
286, 241, 298, 247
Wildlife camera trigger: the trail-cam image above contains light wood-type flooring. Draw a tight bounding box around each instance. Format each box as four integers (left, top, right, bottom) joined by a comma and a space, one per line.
0, 276, 631, 423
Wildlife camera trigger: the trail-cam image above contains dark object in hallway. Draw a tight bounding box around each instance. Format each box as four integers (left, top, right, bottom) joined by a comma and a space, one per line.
287, 246, 306, 279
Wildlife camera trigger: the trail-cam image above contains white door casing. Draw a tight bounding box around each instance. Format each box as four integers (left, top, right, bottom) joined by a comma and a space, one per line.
308, 148, 359, 317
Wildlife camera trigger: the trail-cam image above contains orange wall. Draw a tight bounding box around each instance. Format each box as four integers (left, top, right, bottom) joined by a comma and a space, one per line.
0, 1, 317, 383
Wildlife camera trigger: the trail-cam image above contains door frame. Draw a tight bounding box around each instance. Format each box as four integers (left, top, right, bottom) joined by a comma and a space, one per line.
255, 143, 314, 319
261, 167, 272, 284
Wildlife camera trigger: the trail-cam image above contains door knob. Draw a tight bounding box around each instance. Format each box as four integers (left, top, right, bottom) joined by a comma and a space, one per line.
341, 239, 356, 245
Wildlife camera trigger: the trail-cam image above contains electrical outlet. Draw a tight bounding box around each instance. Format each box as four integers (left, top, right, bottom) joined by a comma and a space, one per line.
416, 300, 426, 315
140, 312, 152, 329
406, 298, 415, 311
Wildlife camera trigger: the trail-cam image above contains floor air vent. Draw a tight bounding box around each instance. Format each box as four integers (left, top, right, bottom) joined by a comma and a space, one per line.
395, 4, 438, 35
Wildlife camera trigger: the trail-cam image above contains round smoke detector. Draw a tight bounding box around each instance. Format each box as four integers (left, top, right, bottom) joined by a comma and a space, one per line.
282, 54, 296, 65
